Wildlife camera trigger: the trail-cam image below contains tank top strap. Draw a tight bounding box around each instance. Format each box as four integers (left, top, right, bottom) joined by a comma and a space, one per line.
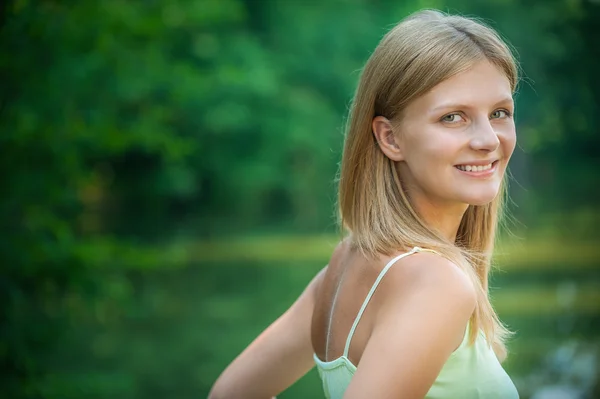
342, 246, 439, 357
413, 247, 442, 256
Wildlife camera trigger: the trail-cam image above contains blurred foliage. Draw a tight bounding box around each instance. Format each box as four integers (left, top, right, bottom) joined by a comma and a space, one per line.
0, 0, 599, 398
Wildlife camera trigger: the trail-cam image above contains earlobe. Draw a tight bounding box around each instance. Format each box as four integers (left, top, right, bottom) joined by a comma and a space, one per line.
372, 116, 404, 161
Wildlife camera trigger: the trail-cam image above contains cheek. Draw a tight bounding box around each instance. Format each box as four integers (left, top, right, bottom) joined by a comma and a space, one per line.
424, 137, 463, 164
406, 140, 458, 183
409, 128, 458, 155
500, 127, 517, 158
402, 126, 461, 172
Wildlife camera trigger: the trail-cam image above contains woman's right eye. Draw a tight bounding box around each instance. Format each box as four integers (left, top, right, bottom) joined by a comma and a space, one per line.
441, 113, 464, 123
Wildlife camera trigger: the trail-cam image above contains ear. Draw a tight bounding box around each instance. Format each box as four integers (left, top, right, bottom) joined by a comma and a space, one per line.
372, 116, 404, 161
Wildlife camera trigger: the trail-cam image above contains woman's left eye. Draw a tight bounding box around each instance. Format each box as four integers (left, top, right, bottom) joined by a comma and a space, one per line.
491, 109, 511, 119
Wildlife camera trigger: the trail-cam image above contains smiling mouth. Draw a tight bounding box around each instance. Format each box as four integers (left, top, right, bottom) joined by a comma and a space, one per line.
454, 160, 499, 173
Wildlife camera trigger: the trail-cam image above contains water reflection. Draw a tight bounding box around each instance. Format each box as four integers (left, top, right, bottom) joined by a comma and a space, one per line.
52, 254, 600, 398
527, 340, 598, 399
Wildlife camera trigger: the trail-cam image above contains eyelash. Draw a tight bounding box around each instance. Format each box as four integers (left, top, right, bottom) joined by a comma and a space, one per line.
441, 109, 513, 123
491, 109, 513, 119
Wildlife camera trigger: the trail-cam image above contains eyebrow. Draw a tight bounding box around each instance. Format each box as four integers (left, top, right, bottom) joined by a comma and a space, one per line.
430, 97, 514, 113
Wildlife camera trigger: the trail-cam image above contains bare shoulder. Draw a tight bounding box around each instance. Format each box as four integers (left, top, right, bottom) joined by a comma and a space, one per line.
342, 251, 477, 398
375, 250, 476, 316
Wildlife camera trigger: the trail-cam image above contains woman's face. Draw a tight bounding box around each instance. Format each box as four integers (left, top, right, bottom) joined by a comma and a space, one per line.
394, 60, 516, 208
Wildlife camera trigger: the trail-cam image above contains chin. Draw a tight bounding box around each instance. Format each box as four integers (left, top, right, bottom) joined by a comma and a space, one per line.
467, 198, 496, 206
463, 191, 500, 206
457, 180, 502, 206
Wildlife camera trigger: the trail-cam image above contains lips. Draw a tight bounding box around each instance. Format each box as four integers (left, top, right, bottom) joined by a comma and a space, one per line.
453, 160, 500, 176
454, 160, 498, 172
455, 163, 492, 172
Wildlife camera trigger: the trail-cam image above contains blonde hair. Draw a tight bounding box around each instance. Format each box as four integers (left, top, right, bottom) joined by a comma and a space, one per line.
338, 10, 518, 361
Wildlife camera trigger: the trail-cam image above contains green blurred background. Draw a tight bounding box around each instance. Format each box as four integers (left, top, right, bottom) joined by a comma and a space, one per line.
1, 0, 599, 398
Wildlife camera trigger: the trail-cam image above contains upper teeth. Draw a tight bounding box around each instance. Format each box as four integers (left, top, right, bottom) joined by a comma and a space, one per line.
456, 163, 493, 172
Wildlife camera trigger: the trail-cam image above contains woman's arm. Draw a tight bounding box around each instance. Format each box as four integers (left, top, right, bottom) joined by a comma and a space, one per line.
208, 266, 327, 399
343, 252, 476, 399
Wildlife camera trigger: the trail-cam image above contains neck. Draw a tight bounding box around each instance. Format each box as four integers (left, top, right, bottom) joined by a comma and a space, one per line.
412, 197, 469, 243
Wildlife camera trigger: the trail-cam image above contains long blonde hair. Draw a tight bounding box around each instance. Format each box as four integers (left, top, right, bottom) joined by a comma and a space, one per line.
338, 10, 518, 361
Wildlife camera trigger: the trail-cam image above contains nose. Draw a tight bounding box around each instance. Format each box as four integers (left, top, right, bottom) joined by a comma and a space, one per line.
470, 119, 500, 152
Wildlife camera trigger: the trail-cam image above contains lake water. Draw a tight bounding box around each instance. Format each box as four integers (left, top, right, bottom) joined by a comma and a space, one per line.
47, 253, 600, 398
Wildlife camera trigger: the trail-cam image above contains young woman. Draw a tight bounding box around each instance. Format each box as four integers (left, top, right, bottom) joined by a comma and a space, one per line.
209, 9, 520, 399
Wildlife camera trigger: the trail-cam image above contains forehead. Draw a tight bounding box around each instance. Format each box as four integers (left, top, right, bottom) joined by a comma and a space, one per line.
418, 60, 513, 108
